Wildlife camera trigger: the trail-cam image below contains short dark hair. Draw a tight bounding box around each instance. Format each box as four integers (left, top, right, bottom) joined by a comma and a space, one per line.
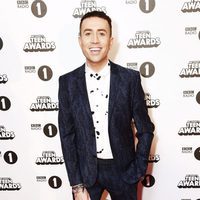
79, 11, 112, 36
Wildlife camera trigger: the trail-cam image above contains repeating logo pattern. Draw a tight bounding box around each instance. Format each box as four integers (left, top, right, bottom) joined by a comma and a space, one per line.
0, 37, 3, 50
17, 0, 29, 8
141, 174, 155, 187
38, 65, 53, 81
0, 126, 15, 140
3, 151, 18, 164
30, 96, 58, 111
127, 31, 161, 48
145, 93, 160, 108
73, 0, 107, 18
179, 61, 200, 78
35, 151, 64, 165
181, 0, 200, 13
0, 96, 11, 111
196, 91, 200, 104
194, 147, 200, 161
139, 0, 156, 13
0, 178, 21, 191
31, 0, 47, 17
178, 175, 200, 188
0, 74, 8, 84
48, 176, 62, 189
178, 121, 200, 136
23, 35, 56, 52
140, 62, 155, 78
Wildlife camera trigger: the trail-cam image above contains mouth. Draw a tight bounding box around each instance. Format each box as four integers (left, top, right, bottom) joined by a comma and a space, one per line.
89, 47, 102, 53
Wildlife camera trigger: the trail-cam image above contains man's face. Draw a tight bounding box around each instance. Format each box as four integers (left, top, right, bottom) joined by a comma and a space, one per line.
79, 17, 113, 68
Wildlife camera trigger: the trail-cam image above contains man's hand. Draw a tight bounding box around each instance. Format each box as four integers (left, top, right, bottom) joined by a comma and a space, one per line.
74, 188, 90, 200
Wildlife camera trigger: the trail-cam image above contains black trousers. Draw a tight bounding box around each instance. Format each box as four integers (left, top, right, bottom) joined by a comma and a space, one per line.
86, 158, 138, 200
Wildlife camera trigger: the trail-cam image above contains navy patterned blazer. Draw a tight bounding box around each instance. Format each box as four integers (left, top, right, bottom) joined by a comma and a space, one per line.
58, 61, 154, 187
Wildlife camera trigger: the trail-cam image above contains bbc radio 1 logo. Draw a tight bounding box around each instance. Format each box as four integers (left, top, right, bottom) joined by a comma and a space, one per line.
0, 125, 15, 140
17, 0, 47, 17
127, 31, 161, 49
0, 151, 18, 164
179, 61, 200, 78
31, 123, 58, 138
127, 62, 138, 70
183, 90, 200, 104
182, 146, 200, 161
38, 65, 53, 81
36, 175, 62, 189
125, 0, 156, 13
197, 91, 200, 104
35, 151, 64, 165
181, 0, 200, 13
183, 90, 194, 97
127, 61, 155, 77
141, 174, 155, 187
17, 0, 29, 8
0, 37, 3, 50
31, 123, 42, 130
178, 120, 200, 136
185, 26, 200, 42
183, 91, 200, 105
25, 65, 53, 81
140, 62, 155, 78
145, 93, 160, 108
182, 147, 193, 153
185, 27, 198, 35
23, 35, 56, 52
30, 96, 58, 111
126, 0, 137, 4
31, 0, 47, 17
0, 96, 11, 111
0, 177, 21, 191
0, 74, 8, 84
178, 175, 200, 188
194, 147, 200, 161
139, 0, 156, 13
181, 146, 200, 159
73, 0, 107, 18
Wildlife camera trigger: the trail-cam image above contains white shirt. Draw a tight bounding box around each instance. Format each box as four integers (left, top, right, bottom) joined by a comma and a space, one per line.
85, 63, 113, 159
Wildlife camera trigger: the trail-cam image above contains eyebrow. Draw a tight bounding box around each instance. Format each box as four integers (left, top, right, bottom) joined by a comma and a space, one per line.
83, 29, 107, 33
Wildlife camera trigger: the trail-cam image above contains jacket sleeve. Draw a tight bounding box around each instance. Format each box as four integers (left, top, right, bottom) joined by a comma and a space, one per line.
58, 75, 82, 186
131, 71, 155, 181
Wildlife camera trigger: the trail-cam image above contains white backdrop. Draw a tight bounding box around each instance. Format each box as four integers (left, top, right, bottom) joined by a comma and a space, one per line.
0, 0, 200, 200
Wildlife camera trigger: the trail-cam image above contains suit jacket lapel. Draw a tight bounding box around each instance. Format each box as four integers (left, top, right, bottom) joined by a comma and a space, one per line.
108, 62, 120, 123
76, 64, 94, 124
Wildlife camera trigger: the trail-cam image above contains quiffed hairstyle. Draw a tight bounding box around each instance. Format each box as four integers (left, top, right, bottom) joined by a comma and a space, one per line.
79, 11, 112, 37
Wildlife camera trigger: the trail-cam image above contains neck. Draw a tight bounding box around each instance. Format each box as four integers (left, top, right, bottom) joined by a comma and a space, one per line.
86, 59, 109, 73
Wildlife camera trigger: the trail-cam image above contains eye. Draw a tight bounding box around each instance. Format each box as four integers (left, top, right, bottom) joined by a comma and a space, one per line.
99, 32, 106, 36
84, 32, 91, 36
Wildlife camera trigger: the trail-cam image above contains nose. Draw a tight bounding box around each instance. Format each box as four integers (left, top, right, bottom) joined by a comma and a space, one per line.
91, 33, 99, 43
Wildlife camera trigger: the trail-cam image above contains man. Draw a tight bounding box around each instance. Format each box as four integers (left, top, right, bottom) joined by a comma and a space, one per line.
58, 11, 154, 200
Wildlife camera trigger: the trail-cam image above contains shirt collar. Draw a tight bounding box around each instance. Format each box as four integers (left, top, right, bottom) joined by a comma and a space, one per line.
85, 62, 110, 78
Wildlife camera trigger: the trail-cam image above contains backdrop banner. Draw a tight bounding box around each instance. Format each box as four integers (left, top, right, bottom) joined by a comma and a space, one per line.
0, 1, 200, 200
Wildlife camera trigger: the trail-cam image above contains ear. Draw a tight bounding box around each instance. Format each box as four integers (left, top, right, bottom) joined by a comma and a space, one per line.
78, 36, 82, 48
109, 37, 114, 49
